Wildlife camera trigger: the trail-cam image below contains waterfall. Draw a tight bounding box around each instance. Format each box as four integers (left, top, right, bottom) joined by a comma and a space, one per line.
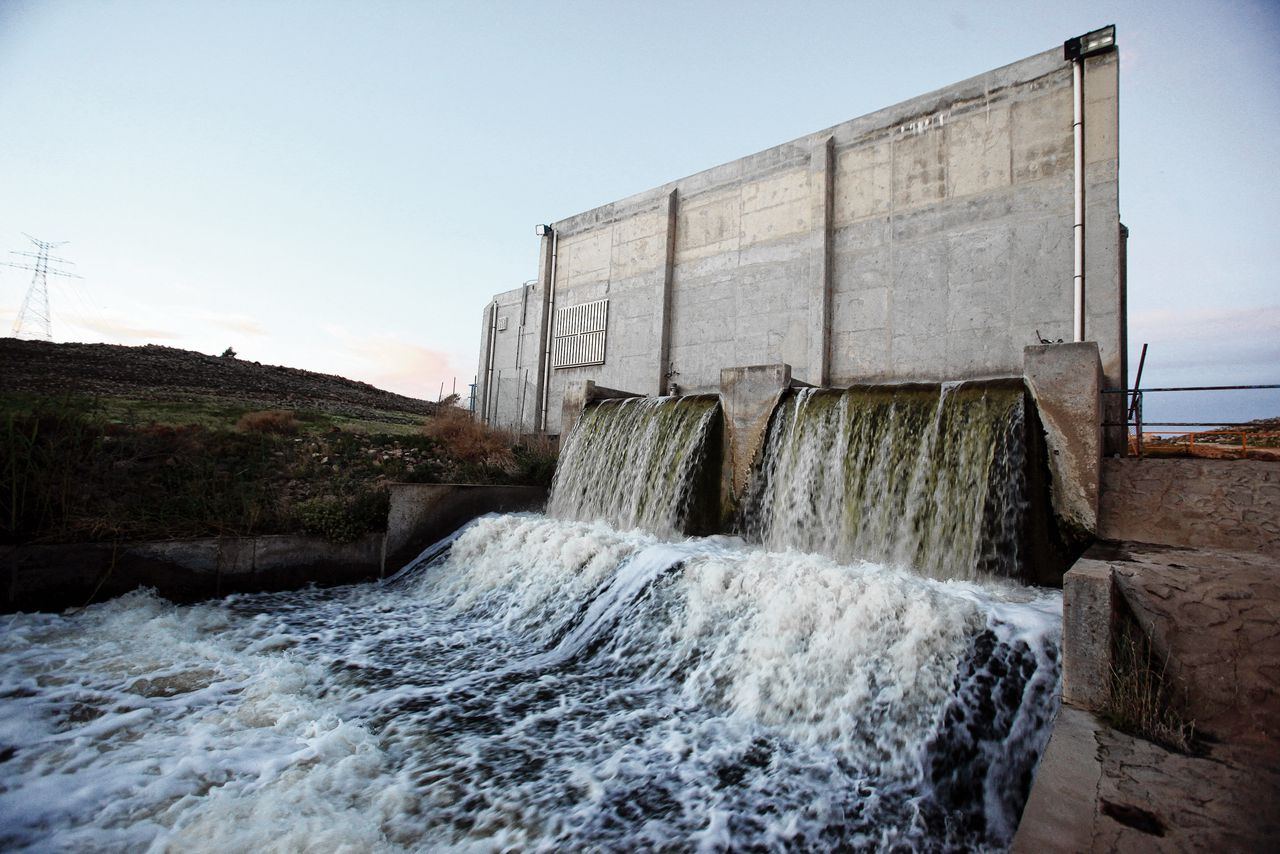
547, 395, 719, 537
0, 514, 1061, 852
0, 384, 1065, 852
743, 381, 1027, 581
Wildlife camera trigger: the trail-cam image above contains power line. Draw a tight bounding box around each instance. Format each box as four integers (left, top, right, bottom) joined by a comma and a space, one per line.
3, 234, 82, 340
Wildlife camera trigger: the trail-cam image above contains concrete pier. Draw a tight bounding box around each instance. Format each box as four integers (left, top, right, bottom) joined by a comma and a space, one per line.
718, 364, 796, 502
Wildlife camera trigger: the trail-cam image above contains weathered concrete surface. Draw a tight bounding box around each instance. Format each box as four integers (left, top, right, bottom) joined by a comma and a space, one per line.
1019, 538, 1280, 851
384, 483, 547, 573
1061, 558, 1116, 709
718, 364, 793, 500
2, 533, 385, 613
1015, 704, 1280, 853
1024, 342, 1102, 537
485, 42, 1124, 434
476, 281, 543, 430
558, 380, 641, 439
1099, 458, 1280, 555
1098, 542, 1280, 750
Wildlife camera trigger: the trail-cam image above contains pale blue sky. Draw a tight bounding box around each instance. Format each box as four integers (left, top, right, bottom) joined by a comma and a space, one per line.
1, 0, 1277, 423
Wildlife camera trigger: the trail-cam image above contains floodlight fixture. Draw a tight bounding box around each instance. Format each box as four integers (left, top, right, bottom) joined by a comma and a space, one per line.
1064, 25, 1116, 61
535, 224, 552, 236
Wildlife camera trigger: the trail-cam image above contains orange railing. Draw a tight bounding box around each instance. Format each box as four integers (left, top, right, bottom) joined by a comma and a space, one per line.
1128, 430, 1280, 460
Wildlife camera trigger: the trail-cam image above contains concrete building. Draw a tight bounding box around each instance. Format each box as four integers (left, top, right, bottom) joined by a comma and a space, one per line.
478, 32, 1125, 437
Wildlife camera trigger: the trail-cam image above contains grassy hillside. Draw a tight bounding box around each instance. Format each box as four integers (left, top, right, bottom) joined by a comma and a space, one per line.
1, 341, 554, 545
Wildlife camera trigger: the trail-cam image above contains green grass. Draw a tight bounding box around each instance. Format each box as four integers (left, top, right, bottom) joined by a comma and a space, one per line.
1, 393, 555, 546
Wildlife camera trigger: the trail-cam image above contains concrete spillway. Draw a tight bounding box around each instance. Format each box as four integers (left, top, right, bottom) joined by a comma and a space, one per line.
0, 383, 1065, 851
547, 394, 720, 537
743, 381, 1028, 582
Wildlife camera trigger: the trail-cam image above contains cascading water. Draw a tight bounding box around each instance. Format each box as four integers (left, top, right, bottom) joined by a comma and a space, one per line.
0, 386, 1062, 852
743, 381, 1028, 581
547, 394, 719, 536
0, 515, 1060, 852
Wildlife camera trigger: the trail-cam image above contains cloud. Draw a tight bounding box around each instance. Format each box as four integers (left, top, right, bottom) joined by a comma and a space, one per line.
196, 310, 267, 337
327, 328, 464, 401
1129, 304, 1280, 379
64, 312, 182, 343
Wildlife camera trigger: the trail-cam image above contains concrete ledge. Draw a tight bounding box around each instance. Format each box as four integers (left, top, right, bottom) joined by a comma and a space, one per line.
560, 380, 642, 439
2, 532, 385, 613
384, 482, 547, 572
1012, 704, 1103, 854
1062, 558, 1117, 709
1099, 458, 1280, 555
1014, 702, 1280, 851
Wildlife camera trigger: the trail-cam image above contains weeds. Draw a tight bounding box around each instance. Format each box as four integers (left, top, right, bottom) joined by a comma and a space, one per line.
1104, 616, 1198, 754
422, 407, 514, 466
237, 409, 301, 435
295, 489, 388, 543
2, 397, 102, 541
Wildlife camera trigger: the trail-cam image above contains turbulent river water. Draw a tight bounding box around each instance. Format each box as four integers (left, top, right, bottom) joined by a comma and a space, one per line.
0, 513, 1060, 852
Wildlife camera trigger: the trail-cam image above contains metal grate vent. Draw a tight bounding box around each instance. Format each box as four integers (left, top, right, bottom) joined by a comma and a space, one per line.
553, 299, 608, 368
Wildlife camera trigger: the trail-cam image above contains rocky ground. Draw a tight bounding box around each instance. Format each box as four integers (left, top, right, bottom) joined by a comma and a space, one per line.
0, 338, 437, 423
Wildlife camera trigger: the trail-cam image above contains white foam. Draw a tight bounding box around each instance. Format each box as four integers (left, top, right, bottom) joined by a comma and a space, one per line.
0, 514, 1061, 851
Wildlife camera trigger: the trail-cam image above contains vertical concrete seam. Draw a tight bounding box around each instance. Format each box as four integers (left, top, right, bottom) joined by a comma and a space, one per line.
809, 135, 835, 386
658, 189, 678, 395
822, 136, 834, 386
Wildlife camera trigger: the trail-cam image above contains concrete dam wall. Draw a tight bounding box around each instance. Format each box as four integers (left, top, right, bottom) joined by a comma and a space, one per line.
478, 40, 1124, 442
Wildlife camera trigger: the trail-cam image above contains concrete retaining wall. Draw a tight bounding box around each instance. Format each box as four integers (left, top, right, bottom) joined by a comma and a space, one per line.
480, 41, 1124, 435
2, 533, 385, 613
384, 483, 548, 572
4, 482, 552, 612
1098, 458, 1280, 555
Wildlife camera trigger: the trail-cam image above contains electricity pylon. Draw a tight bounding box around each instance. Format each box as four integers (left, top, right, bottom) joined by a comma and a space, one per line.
4, 234, 81, 340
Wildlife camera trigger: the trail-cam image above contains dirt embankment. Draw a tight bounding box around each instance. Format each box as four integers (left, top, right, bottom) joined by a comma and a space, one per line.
0, 338, 437, 422
1, 338, 555, 547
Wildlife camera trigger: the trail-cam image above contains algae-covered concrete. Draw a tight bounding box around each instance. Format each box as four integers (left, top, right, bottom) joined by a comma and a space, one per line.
558, 380, 642, 440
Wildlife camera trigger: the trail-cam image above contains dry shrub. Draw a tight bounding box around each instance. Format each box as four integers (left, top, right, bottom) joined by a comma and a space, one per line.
1105, 618, 1197, 753
237, 409, 300, 435
423, 407, 514, 466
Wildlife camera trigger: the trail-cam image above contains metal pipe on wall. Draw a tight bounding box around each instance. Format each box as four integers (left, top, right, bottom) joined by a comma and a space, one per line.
538, 227, 559, 432
1072, 57, 1086, 342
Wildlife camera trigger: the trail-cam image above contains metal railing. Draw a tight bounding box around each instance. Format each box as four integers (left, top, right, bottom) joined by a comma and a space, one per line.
1098, 343, 1279, 458
1131, 429, 1280, 456
1101, 381, 1280, 458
